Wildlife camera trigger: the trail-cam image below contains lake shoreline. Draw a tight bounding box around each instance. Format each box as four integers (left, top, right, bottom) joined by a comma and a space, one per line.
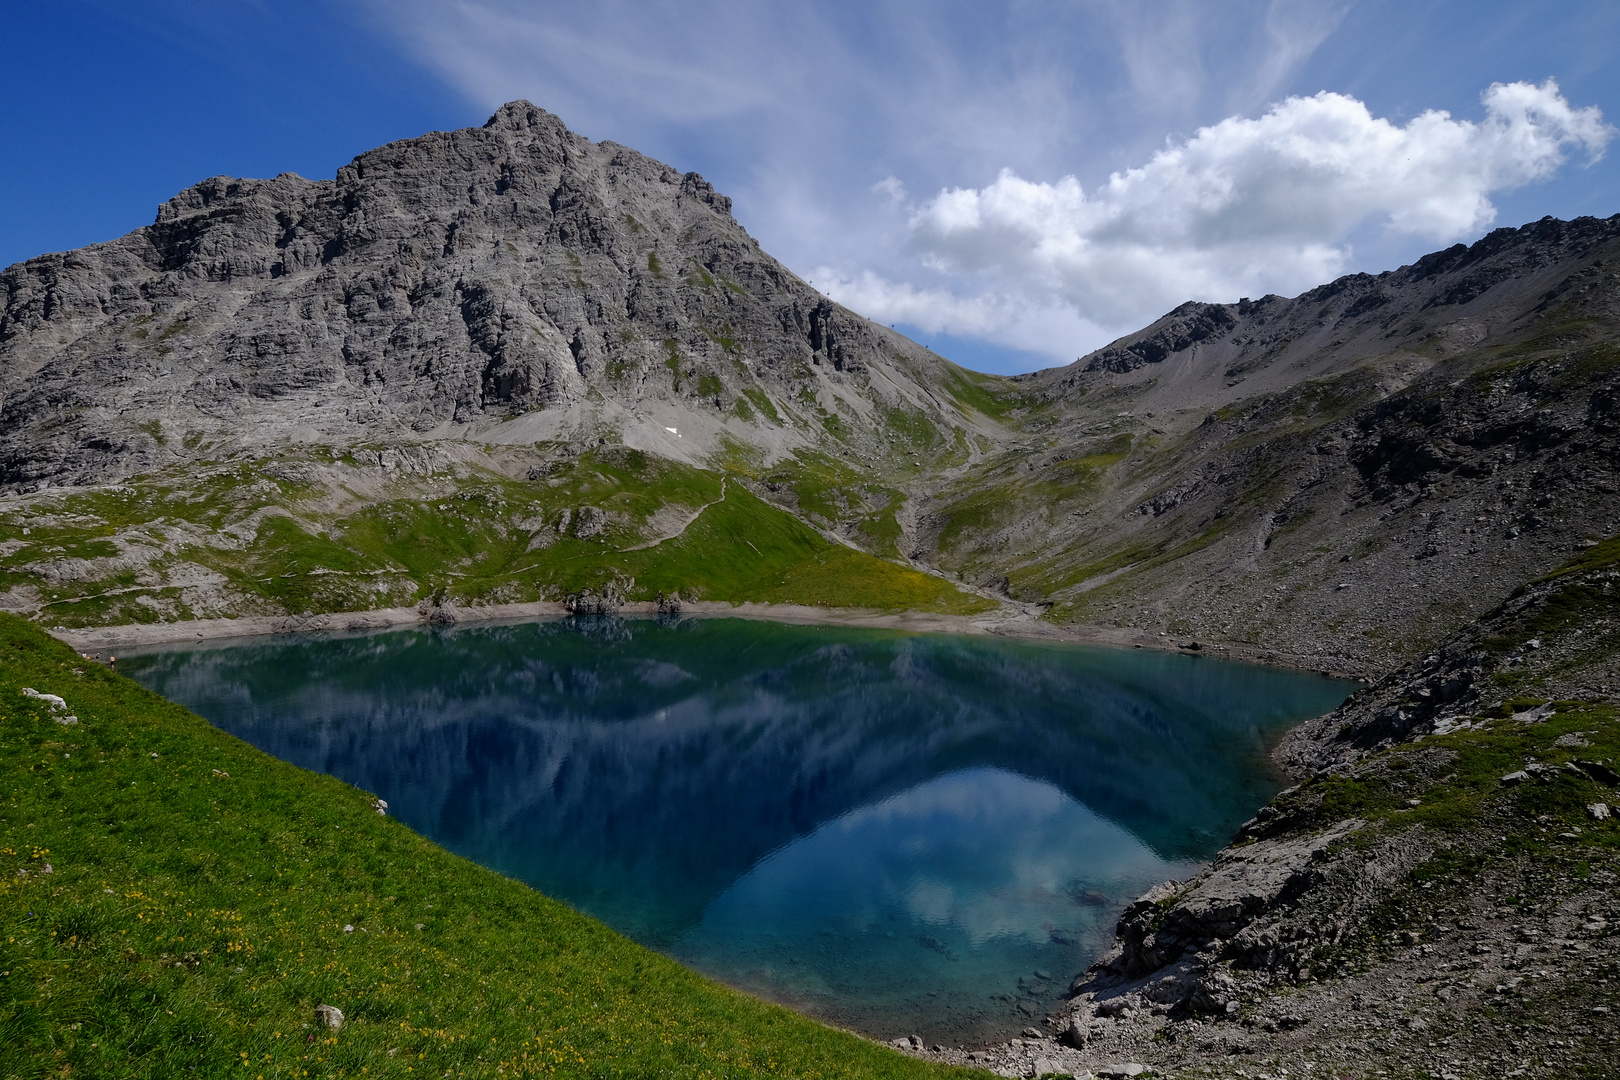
46, 600, 1377, 680
109, 608, 1351, 1051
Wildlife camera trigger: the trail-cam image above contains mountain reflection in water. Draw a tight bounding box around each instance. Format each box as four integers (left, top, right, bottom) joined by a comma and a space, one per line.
122, 616, 1354, 1043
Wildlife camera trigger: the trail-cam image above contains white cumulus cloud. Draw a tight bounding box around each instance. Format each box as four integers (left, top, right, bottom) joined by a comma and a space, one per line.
816, 268, 1104, 359
889, 79, 1612, 346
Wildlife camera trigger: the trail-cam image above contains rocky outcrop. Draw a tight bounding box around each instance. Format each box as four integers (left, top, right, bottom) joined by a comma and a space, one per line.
1066, 818, 1438, 1019
1078, 300, 1241, 375
1066, 529, 1619, 1012
1278, 536, 1620, 773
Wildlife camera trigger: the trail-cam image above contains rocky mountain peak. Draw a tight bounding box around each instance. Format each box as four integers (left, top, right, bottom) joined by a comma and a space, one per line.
481, 98, 570, 134
0, 104, 972, 492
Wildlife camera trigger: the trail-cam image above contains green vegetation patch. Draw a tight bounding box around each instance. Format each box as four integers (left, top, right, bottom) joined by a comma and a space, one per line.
1244, 699, 1620, 1014
1480, 531, 1620, 686
1537, 532, 1620, 582
741, 389, 782, 426
855, 510, 904, 559
0, 614, 973, 1079
1040, 517, 1230, 621
3, 447, 991, 627
1271, 701, 1620, 847
762, 453, 863, 525
879, 406, 945, 453
932, 486, 1015, 556
935, 365, 1027, 424
664, 339, 683, 390
532, 485, 990, 614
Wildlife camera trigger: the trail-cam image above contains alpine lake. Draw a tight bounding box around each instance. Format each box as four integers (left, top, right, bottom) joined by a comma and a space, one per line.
121, 616, 1355, 1045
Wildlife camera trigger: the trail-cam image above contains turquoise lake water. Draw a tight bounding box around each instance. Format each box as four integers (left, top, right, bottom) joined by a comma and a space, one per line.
122, 616, 1354, 1043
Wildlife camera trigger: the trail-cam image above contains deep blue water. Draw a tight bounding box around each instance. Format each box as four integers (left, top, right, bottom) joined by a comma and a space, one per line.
121, 616, 1354, 1042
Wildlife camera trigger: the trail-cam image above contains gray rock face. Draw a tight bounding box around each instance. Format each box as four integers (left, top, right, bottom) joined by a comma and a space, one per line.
1101, 818, 1366, 981
0, 101, 974, 492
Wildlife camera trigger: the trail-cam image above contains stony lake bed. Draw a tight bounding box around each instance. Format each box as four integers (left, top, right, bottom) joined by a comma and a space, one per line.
117, 615, 1356, 1046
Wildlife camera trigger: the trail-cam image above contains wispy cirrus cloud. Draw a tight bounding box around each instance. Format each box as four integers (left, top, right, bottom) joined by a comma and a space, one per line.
358, 1, 1347, 253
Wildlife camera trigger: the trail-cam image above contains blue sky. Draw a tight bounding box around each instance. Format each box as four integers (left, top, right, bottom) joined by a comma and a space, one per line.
3, 1, 1617, 374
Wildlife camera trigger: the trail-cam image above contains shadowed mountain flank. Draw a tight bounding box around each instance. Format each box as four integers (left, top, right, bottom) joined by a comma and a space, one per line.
922, 214, 1620, 672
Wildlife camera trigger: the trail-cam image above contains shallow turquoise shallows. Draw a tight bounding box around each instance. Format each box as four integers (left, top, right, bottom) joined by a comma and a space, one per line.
122, 616, 1354, 1044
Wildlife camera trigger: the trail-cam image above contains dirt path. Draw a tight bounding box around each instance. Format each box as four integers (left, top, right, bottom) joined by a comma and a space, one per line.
618, 477, 727, 551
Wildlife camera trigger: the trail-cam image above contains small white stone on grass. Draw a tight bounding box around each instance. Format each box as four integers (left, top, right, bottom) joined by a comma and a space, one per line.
314, 1004, 344, 1030
22, 688, 68, 710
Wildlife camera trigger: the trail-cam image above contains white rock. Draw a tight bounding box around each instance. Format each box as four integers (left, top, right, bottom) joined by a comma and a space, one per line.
314, 1004, 344, 1030
22, 688, 68, 710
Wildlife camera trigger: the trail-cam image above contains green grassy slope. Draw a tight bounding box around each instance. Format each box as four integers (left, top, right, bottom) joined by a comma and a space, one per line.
0, 614, 972, 1080
0, 447, 992, 629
